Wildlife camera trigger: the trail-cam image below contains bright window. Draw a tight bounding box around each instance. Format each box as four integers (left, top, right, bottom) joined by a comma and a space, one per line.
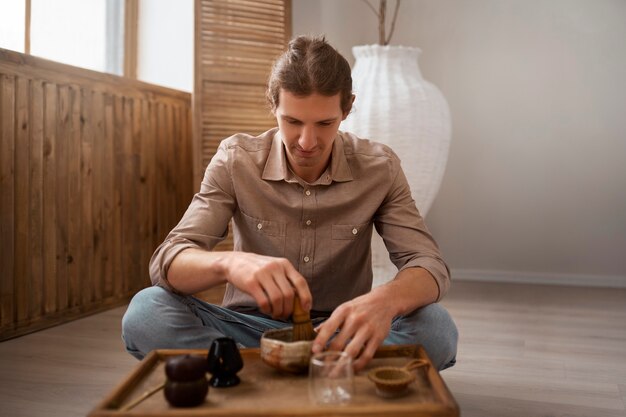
138, 0, 193, 91
0, 0, 124, 75
30, 0, 124, 75
0, 0, 192, 87
0, 0, 26, 53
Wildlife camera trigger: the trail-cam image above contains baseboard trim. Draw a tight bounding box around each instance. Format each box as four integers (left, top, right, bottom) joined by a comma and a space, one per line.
451, 268, 626, 289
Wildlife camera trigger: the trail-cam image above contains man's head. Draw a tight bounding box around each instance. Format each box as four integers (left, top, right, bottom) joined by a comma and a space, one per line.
267, 36, 354, 183
267, 35, 354, 116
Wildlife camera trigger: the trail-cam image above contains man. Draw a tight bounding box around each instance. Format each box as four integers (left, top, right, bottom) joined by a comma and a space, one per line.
122, 36, 457, 371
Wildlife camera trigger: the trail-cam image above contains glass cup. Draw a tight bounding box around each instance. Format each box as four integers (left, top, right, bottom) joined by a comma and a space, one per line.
308, 351, 354, 405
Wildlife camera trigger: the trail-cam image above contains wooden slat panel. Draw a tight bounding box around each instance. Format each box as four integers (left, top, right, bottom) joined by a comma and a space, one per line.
14, 77, 30, 324
201, 13, 286, 30
56, 85, 69, 311
201, 1, 286, 17
181, 105, 193, 212
166, 103, 176, 235
92, 90, 104, 302
198, 36, 284, 55
139, 99, 153, 289
122, 97, 136, 294
67, 84, 82, 309
148, 100, 159, 256
173, 105, 182, 214
80, 88, 94, 306
43, 82, 58, 314
0, 48, 194, 340
113, 94, 124, 298
198, 80, 275, 171
201, 26, 285, 43
102, 93, 115, 298
0, 75, 16, 328
156, 103, 168, 245
30, 80, 44, 321
130, 97, 143, 292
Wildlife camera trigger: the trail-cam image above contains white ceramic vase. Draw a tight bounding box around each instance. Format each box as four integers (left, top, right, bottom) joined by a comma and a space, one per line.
340, 45, 451, 286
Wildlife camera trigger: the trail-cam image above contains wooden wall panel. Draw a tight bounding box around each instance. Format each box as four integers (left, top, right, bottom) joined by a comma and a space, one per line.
0, 75, 16, 329
0, 49, 194, 341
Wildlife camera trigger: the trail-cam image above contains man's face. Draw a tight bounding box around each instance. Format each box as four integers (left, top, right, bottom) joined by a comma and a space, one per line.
274, 90, 349, 183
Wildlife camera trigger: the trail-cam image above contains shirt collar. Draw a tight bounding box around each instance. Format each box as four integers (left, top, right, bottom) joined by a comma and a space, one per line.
262, 130, 354, 184
261, 130, 290, 181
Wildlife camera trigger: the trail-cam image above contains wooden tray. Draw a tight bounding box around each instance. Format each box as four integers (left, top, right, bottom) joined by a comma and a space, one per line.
88, 345, 458, 417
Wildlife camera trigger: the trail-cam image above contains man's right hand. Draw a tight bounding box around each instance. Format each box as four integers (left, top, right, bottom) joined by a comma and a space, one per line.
168, 248, 311, 320
220, 252, 312, 319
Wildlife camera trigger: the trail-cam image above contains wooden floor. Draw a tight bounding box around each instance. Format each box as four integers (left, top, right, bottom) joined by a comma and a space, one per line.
0, 280, 625, 417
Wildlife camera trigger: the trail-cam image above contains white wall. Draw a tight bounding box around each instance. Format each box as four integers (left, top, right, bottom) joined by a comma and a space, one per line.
293, 0, 626, 287
137, 0, 193, 92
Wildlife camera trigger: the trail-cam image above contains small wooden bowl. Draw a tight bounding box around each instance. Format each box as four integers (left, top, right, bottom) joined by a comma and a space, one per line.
367, 359, 429, 398
260, 328, 313, 374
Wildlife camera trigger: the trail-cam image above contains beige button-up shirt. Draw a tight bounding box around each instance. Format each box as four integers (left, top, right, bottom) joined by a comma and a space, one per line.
149, 128, 450, 315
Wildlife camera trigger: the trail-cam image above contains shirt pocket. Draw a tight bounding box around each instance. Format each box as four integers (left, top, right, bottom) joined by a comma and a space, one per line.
238, 210, 286, 257
332, 224, 366, 240
331, 222, 370, 273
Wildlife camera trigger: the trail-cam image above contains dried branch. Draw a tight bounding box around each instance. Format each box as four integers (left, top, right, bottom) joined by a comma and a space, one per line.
362, 0, 403, 45
361, 0, 379, 17
384, 0, 402, 45
379, 0, 386, 45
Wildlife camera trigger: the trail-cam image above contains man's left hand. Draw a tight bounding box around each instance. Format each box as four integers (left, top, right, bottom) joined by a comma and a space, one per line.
311, 291, 396, 372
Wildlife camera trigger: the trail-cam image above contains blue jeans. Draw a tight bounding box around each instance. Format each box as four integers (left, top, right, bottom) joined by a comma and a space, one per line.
121, 286, 458, 370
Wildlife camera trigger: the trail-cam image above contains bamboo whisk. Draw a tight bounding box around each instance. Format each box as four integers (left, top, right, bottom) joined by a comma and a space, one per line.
291, 295, 315, 341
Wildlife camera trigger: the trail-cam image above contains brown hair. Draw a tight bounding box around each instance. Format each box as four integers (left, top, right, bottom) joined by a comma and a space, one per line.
267, 35, 353, 114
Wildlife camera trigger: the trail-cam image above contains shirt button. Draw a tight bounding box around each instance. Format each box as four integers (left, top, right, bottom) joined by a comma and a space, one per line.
305, 220, 312, 226
257, 223, 263, 230
352, 228, 358, 235
305, 190, 311, 196
303, 256, 310, 263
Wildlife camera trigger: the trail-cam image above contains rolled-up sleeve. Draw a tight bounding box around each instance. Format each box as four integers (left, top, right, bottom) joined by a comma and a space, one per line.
149, 142, 236, 291
374, 154, 451, 301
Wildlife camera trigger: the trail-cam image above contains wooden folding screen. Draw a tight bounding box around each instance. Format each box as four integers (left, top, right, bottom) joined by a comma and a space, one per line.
194, 0, 292, 250
0, 49, 194, 340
